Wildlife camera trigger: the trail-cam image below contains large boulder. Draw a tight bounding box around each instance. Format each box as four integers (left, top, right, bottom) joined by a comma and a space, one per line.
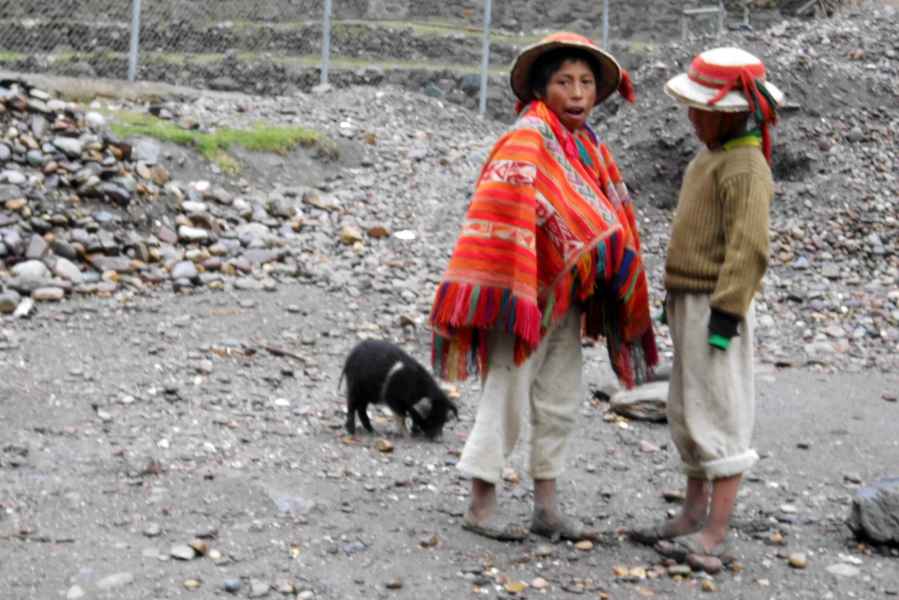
847, 477, 899, 546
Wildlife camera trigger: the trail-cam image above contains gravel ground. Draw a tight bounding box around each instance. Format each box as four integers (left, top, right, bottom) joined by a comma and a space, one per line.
2, 278, 898, 600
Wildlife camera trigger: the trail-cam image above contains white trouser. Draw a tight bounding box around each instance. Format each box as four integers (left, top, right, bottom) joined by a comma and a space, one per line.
457, 310, 583, 484
667, 292, 759, 480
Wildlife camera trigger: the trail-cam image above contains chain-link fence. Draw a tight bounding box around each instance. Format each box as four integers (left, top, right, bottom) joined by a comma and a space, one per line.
0, 1, 786, 113
0, 1, 503, 83
1, 1, 347, 84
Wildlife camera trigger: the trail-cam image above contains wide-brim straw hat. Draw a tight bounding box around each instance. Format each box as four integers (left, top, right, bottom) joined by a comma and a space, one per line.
510, 32, 629, 106
664, 47, 784, 112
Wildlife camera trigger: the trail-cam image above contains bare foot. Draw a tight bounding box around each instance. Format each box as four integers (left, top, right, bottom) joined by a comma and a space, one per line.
468, 478, 497, 521
462, 511, 528, 541
655, 532, 735, 570
629, 513, 705, 545
530, 508, 599, 542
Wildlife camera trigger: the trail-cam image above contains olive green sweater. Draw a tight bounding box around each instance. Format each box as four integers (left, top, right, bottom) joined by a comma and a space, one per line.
664, 143, 773, 319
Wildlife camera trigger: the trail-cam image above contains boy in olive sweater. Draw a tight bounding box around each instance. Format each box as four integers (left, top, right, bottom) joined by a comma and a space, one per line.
630, 48, 783, 572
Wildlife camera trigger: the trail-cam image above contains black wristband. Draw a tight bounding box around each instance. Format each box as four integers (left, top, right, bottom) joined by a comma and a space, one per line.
708, 308, 741, 339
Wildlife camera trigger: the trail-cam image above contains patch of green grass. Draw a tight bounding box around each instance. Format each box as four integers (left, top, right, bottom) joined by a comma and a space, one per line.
222, 18, 540, 45
108, 111, 334, 174
208, 150, 241, 175
139, 51, 507, 75
142, 52, 189, 66
623, 40, 657, 55
0, 51, 26, 62
354, 20, 542, 44
12, 46, 509, 76
54, 50, 121, 63
143, 51, 260, 67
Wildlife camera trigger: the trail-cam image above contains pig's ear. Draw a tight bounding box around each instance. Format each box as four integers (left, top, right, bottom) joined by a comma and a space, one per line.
413, 397, 433, 418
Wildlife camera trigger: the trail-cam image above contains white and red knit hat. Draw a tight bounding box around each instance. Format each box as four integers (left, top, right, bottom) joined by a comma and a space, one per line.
665, 47, 784, 160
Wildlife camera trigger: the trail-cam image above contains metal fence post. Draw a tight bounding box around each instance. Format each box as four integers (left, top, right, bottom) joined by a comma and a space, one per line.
321, 0, 333, 86
602, 0, 609, 48
478, 0, 493, 115
718, 0, 726, 34
127, 0, 142, 82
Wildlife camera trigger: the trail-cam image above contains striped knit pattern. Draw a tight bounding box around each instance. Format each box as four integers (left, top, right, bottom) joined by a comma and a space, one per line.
664, 141, 773, 318
431, 101, 657, 387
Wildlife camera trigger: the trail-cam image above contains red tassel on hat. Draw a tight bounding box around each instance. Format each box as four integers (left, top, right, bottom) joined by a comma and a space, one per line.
618, 70, 636, 104
761, 124, 772, 164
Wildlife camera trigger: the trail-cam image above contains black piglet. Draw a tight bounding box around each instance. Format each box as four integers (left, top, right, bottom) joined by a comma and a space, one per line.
339, 339, 458, 439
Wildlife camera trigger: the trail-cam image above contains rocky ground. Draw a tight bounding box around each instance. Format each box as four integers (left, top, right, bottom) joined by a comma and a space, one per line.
1, 4, 897, 600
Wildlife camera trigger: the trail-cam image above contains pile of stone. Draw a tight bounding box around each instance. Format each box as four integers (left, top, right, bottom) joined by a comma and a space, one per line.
780, 0, 863, 16
0, 79, 327, 316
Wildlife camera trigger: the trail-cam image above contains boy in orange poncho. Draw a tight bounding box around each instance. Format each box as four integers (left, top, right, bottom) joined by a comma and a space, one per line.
430, 33, 657, 542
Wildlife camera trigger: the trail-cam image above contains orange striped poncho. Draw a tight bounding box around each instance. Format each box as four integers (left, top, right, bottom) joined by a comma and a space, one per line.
430, 101, 657, 388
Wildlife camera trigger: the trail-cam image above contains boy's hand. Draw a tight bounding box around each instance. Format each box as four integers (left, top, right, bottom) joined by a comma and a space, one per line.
708, 308, 741, 351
